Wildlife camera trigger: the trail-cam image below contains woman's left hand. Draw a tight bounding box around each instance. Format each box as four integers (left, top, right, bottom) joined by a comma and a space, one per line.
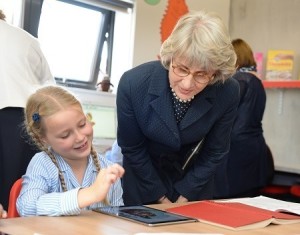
176, 195, 188, 203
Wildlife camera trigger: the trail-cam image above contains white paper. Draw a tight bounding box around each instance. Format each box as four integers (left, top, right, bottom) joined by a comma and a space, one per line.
221, 195, 300, 215
135, 234, 223, 235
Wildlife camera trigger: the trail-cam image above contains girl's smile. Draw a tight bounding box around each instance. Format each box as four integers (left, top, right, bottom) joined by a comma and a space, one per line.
42, 106, 93, 164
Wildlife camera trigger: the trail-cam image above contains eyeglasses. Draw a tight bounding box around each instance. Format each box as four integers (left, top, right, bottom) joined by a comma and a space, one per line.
171, 61, 214, 84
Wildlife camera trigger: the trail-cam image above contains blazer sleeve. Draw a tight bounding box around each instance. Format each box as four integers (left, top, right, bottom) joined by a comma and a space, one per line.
116, 72, 167, 203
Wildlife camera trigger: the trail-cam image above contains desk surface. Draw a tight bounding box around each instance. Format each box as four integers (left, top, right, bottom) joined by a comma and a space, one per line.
1, 203, 300, 235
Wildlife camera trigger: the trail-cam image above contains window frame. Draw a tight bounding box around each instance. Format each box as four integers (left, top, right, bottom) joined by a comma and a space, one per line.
23, 0, 117, 90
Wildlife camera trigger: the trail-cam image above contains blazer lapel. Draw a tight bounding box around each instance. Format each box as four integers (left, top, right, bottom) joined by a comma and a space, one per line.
179, 85, 216, 130
148, 68, 180, 143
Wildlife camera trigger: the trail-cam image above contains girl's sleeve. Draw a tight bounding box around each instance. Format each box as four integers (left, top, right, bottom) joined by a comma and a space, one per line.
17, 154, 81, 216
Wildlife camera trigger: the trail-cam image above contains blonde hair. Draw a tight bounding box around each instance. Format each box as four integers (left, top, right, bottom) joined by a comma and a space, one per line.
24, 86, 101, 192
231, 38, 256, 69
160, 10, 237, 84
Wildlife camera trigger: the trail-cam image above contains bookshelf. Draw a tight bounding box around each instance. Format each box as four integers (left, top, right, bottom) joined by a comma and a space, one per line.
262, 80, 300, 89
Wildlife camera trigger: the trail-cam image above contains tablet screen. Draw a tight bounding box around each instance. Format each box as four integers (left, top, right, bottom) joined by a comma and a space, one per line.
93, 205, 197, 226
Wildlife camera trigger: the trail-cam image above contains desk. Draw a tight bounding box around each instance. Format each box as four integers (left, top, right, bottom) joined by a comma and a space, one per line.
0, 203, 300, 235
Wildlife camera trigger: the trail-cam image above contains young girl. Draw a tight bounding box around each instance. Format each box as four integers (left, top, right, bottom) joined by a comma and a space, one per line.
17, 86, 124, 216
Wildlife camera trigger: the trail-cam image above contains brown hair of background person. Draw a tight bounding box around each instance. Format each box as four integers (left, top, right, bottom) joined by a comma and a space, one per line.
232, 38, 257, 69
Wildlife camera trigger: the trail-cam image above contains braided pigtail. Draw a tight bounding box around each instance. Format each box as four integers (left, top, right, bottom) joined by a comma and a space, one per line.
90, 145, 101, 172
46, 149, 68, 192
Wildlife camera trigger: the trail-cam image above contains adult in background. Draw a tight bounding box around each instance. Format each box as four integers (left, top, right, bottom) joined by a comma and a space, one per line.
0, 9, 55, 210
117, 10, 239, 205
214, 38, 274, 199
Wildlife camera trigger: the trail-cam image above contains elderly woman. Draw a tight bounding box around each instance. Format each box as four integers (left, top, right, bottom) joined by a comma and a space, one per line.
117, 10, 239, 205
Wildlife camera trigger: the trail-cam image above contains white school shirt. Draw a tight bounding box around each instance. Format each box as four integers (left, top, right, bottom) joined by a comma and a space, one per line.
0, 20, 55, 110
16, 151, 124, 216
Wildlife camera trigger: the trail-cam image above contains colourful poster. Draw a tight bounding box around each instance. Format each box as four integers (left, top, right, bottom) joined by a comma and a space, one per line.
266, 50, 294, 80
254, 52, 264, 79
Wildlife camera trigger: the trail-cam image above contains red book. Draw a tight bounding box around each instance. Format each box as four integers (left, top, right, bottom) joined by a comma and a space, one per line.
167, 201, 300, 231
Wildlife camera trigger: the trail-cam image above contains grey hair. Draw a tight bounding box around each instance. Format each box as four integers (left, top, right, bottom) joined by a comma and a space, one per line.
160, 10, 237, 84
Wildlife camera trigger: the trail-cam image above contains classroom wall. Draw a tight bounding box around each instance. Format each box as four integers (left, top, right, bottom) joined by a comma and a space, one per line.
229, 0, 300, 81
132, 0, 230, 66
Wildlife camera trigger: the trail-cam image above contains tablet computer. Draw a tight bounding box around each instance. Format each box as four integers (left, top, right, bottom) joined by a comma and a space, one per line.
93, 205, 198, 226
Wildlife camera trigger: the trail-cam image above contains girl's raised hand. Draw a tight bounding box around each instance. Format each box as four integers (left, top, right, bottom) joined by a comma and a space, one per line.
93, 164, 125, 198
78, 164, 124, 208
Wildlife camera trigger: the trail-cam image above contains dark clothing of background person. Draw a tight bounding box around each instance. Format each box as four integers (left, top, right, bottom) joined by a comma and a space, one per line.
0, 108, 38, 209
214, 71, 274, 198
117, 60, 240, 205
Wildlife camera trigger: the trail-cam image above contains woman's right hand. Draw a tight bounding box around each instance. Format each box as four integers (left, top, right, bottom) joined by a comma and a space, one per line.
78, 164, 124, 208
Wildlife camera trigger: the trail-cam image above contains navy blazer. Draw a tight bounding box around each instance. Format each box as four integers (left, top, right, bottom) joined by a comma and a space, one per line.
117, 60, 239, 205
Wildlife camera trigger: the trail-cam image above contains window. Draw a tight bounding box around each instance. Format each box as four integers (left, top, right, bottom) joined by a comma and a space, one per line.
83, 104, 117, 140
26, 0, 134, 91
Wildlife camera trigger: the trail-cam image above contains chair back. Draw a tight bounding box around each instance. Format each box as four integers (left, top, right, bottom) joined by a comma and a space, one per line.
7, 178, 22, 218
290, 185, 300, 197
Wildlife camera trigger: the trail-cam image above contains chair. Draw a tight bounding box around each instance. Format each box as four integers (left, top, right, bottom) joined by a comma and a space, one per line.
7, 178, 22, 218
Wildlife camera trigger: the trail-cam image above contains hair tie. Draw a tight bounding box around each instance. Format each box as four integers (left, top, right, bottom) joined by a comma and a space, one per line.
32, 113, 40, 122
